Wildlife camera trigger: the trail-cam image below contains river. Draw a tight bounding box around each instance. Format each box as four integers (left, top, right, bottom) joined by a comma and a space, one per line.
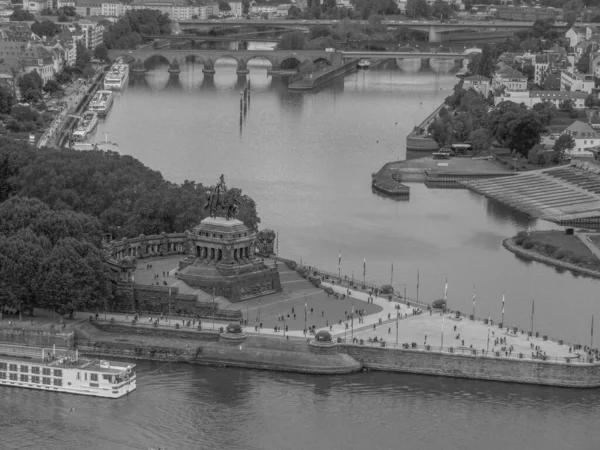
3, 57, 598, 450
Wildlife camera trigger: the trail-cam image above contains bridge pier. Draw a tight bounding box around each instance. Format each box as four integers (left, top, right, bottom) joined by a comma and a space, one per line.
202, 59, 215, 74
428, 26, 440, 43
236, 59, 250, 75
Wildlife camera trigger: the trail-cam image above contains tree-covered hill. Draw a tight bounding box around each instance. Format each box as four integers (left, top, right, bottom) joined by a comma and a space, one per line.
0, 137, 260, 239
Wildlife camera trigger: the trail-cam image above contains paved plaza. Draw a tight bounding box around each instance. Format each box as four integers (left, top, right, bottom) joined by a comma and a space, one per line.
84, 255, 581, 360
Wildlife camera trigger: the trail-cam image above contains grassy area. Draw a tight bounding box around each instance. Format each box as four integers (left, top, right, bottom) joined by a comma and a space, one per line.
514, 230, 600, 270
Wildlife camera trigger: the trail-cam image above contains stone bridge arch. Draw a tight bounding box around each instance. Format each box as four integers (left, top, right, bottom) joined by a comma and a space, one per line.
279, 56, 303, 70
143, 54, 171, 69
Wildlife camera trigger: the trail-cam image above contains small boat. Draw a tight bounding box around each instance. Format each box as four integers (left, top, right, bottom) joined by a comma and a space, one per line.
72, 132, 119, 152
72, 110, 98, 141
357, 59, 371, 69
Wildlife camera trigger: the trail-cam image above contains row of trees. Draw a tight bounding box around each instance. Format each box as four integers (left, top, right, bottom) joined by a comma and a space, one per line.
0, 197, 113, 319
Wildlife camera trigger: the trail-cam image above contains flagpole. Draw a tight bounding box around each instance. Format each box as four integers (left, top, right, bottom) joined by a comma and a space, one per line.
530, 299, 535, 336
501, 294, 505, 326
416, 269, 419, 304
472, 284, 475, 320
363, 258, 366, 288
338, 250, 341, 281
304, 299, 307, 337
395, 310, 399, 346
591, 314, 594, 349
486, 313, 491, 353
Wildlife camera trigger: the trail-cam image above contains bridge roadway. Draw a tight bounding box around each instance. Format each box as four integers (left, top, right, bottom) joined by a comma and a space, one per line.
176, 18, 567, 42
111, 48, 469, 73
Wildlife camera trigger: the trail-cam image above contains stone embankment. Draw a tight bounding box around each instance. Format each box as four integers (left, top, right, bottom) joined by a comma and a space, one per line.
288, 58, 381, 91
405, 102, 444, 152
75, 322, 361, 375
503, 237, 600, 280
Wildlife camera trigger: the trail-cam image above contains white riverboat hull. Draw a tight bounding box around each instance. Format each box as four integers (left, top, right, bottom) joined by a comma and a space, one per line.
0, 376, 136, 398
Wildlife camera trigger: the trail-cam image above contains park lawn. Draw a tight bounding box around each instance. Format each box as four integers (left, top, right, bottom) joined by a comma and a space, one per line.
527, 231, 600, 264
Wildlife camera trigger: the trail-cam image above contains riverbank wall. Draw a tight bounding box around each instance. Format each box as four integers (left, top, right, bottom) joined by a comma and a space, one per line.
74, 322, 361, 375
405, 102, 444, 152
341, 344, 600, 388
503, 237, 600, 280
0, 327, 74, 349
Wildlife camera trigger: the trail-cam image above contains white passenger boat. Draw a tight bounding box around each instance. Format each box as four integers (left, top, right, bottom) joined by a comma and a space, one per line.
357, 59, 371, 69
103, 60, 129, 90
0, 347, 136, 398
72, 110, 98, 141
88, 90, 114, 117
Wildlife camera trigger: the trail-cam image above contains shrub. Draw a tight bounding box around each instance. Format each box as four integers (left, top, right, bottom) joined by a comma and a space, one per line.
522, 240, 534, 250
553, 249, 567, 260
514, 231, 528, 245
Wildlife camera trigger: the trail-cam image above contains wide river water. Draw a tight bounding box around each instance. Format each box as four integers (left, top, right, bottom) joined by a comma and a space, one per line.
3, 58, 599, 449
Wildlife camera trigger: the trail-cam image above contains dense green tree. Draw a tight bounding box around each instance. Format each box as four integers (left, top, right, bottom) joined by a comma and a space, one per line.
76, 41, 91, 70
532, 102, 557, 126
469, 128, 492, 155
219, 1, 231, 11
104, 9, 171, 49
0, 87, 13, 114
43, 79, 62, 94
553, 134, 575, 163
59, 5, 76, 16
10, 8, 35, 21
18, 71, 44, 103
487, 102, 544, 157
278, 32, 306, 50
242, 0, 250, 14
467, 44, 496, 78
428, 117, 454, 146
406, 0, 431, 18
94, 43, 109, 61
31, 20, 62, 38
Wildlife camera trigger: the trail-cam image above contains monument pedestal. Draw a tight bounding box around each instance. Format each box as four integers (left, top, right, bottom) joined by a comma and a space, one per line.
178, 217, 281, 302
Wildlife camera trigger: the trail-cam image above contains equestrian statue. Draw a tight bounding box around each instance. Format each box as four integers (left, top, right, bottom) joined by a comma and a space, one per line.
204, 174, 240, 220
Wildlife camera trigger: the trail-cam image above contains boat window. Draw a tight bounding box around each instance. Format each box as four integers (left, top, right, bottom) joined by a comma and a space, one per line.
9, 364, 17, 371
42, 368, 51, 376
31, 366, 40, 374
90, 373, 98, 382
9, 373, 17, 381
53, 379, 62, 387
20, 365, 29, 373
0, 372, 6, 379
20, 374, 28, 382
31, 376, 40, 384
53, 369, 62, 377
42, 377, 51, 385
102, 374, 112, 382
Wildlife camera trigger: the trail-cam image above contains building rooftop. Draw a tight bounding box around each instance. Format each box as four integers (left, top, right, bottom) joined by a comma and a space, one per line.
464, 74, 490, 82
566, 120, 599, 138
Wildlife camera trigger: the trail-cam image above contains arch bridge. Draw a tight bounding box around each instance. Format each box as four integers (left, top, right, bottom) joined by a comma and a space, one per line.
108, 49, 343, 74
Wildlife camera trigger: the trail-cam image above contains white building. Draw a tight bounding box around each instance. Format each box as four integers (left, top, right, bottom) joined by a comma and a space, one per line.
492, 63, 527, 91
78, 20, 104, 51
495, 90, 588, 109
101, 1, 124, 16
75, 0, 103, 16
564, 121, 599, 157
229, 1, 242, 16
463, 75, 490, 97
565, 26, 591, 48
23, 0, 52, 12
560, 70, 595, 94
57, 0, 76, 6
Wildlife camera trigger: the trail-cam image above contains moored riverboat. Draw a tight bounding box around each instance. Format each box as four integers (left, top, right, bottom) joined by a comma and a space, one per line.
357, 59, 371, 69
72, 110, 98, 141
432, 148, 452, 159
104, 60, 129, 90
88, 90, 114, 117
0, 349, 136, 398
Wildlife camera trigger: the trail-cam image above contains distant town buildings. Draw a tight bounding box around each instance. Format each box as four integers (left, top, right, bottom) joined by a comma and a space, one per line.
493, 63, 527, 91
564, 121, 600, 157
463, 74, 490, 97
560, 70, 595, 94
